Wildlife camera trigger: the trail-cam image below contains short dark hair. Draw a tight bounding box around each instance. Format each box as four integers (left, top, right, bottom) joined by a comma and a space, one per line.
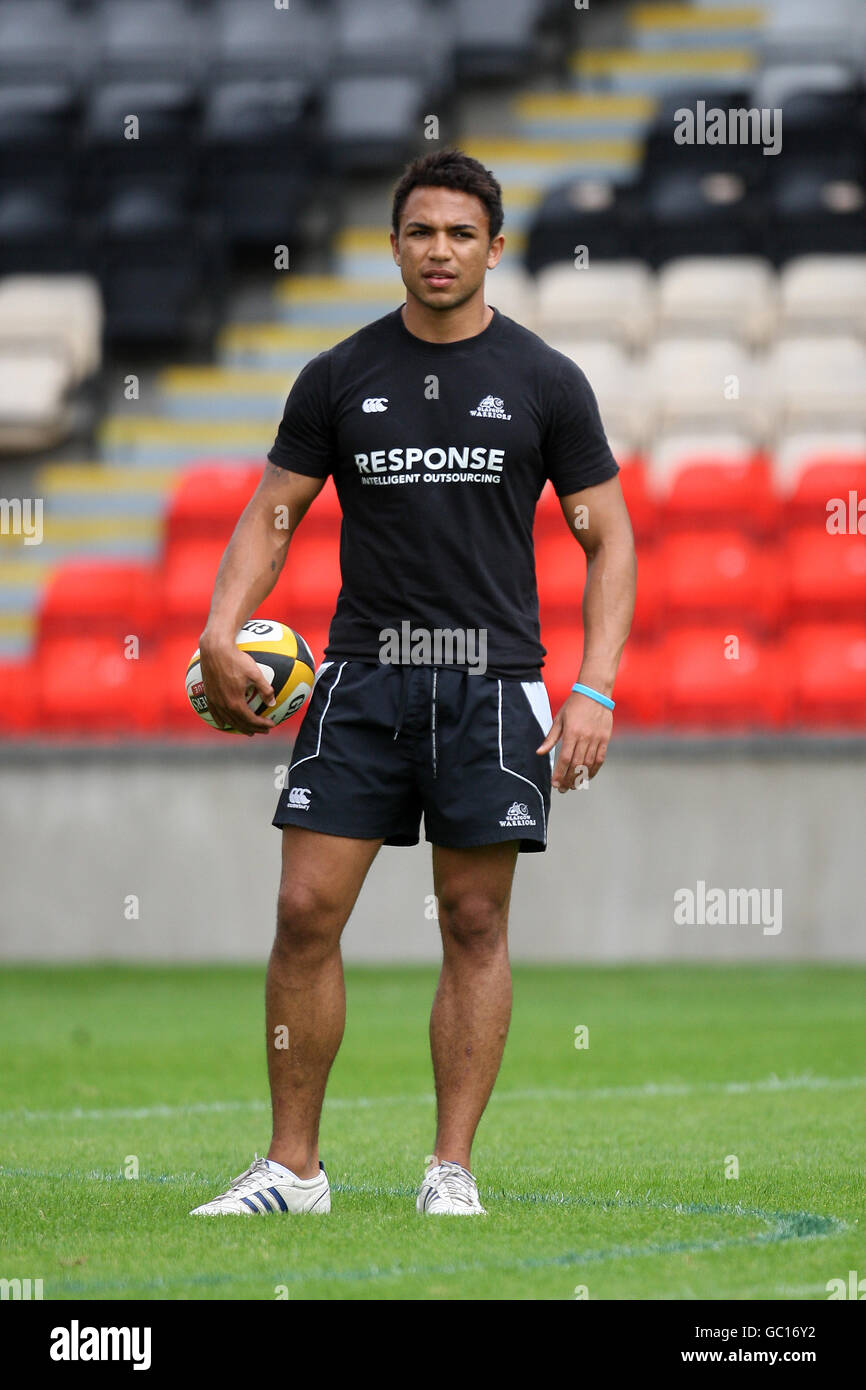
391, 148, 504, 240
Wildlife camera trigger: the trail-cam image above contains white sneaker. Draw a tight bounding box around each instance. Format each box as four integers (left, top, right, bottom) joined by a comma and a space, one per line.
416, 1157, 487, 1215
190, 1154, 330, 1215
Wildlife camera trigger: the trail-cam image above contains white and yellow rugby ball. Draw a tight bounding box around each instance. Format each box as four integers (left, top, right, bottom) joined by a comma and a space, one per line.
186, 619, 315, 733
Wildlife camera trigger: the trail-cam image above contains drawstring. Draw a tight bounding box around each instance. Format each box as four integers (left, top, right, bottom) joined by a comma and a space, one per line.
393, 664, 412, 739
431, 669, 438, 778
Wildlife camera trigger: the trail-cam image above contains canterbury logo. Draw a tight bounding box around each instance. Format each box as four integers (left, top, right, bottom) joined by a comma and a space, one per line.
288, 787, 311, 808
362, 397, 389, 413
470, 394, 511, 420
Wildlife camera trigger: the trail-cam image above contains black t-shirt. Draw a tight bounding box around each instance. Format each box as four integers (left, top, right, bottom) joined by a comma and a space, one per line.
267, 305, 619, 679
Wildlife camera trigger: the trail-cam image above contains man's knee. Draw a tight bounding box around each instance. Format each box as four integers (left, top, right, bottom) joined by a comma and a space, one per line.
438, 892, 509, 955
275, 879, 346, 958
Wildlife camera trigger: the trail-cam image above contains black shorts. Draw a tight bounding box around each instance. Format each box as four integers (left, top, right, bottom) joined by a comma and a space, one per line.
272, 660, 555, 852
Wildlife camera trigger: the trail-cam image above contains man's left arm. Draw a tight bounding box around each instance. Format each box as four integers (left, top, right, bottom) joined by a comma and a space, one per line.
536, 474, 637, 790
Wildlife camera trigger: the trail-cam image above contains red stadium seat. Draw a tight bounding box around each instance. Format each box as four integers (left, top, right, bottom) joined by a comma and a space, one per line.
618, 460, 657, 542
536, 529, 587, 623
662, 627, 788, 730
161, 537, 227, 628
534, 480, 561, 536
662, 456, 779, 536
267, 531, 342, 620
165, 465, 260, 545
38, 561, 161, 643
786, 461, 866, 532
784, 528, 866, 620
631, 544, 663, 640
534, 460, 655, 543
38, 635, 163, 734
0, 659, 41, 734
611, 640, 665, 727
540, 632, 664, 727
158, 633, 221, 736
301, 476, 341, 532
539, 536, 661, 639
660, 530, 782, 632
786, 623, 866, 729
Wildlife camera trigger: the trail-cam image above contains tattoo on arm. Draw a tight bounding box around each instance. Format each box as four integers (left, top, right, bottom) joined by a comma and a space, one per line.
270, 559, 277, 572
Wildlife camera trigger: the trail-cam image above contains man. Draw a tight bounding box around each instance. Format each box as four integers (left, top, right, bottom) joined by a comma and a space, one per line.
190, 149, 636, 1219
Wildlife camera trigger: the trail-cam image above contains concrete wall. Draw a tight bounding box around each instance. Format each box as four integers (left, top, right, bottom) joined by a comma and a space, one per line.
0, 739, 863, 962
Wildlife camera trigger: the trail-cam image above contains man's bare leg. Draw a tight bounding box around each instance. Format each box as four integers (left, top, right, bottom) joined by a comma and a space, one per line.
428, 841, 520, 1170
265, 826, 383, 1178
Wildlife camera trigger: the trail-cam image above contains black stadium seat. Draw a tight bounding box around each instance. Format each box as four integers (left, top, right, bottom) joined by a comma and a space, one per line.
0, 1, 89, 86
91, 0, 201, 82
324, 75, 429, 174
525, 178, 642, 274
95, 188, 221, 345
82, 81, 199, 204
210, 0, 331, 83
0, 83, 79, 201
453, 0, 544, 81
202, 80, 315, 247
644, 168, 766, 266
330, 0, 453, 86
640, 88, 762, 180
0, 187, 88, 275
768, 165, 866, 263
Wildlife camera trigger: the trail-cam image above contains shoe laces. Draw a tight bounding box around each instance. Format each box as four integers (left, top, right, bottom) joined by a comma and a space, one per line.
425, 1158, 479, 1207
228, 1154, 269, 1192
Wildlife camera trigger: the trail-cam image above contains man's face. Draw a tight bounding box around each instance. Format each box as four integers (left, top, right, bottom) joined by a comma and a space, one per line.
391, 185, 504, 310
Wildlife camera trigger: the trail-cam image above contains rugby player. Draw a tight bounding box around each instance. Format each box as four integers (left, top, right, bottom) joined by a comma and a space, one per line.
190, 149, 636, 1217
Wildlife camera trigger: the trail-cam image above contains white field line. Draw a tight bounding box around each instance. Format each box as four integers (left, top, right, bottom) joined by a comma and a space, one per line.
1, 1073, 864, 1126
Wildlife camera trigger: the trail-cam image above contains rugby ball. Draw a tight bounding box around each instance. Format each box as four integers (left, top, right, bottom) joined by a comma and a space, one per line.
186, 619, 315, 732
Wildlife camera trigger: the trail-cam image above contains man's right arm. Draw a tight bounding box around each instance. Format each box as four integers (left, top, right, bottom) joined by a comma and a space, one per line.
198, 462, 327, 735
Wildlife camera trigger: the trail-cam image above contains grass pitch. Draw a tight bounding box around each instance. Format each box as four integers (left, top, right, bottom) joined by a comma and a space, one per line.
1, 964, 863, 1301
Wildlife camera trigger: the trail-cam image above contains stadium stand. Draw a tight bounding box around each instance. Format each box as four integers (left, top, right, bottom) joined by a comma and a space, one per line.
0, 0, 865, 738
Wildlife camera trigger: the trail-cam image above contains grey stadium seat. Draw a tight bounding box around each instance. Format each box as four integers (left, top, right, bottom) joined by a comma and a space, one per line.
324, 75, 429, 173
210, 0, 330, 83
453, 0, 543, 81
330, 0, 453, 85
0, 1, 89, 85
91, 0, 201, 81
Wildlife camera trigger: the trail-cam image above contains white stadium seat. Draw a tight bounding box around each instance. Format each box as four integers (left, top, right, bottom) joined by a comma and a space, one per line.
648, 431, 759, 493
0, 276, 103, 385
656, 257, 777, 347
768, 336, 866, 431
643, 338, 768, 438
535, 260, 656, 349
485, 266, 538, 329
778, 257, 866, 340
773, 430, 866, 491
0, 345, 74, 452
753, 62, 856, 110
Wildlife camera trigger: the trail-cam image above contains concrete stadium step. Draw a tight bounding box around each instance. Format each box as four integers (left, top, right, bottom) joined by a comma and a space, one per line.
461, 136, 640, 186
99, 417, 274, 466
628, 4, 764, 52
513, 91, 656, 140
571, 47, 758, 94
36, 465, 174, 516
156, 368, 291, 420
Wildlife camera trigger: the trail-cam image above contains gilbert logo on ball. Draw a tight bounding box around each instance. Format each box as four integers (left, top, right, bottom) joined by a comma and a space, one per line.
186, 620, 315, 732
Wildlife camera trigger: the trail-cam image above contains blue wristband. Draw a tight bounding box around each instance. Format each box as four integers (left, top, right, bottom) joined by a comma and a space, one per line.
572, 682, 615, 711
